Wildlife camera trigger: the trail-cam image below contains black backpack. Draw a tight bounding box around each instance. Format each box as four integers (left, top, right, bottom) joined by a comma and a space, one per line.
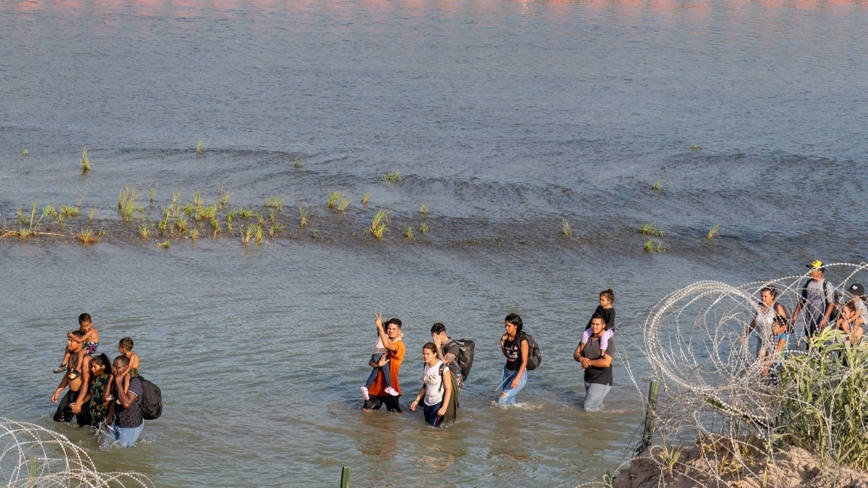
521, 332, 542, 370
137, 376, 163, 420
445, 339, 476, 382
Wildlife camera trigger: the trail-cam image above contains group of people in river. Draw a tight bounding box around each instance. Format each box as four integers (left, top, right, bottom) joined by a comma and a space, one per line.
360, 289, 619, 427
748, 260, 865, 380
50, 313, 145, 448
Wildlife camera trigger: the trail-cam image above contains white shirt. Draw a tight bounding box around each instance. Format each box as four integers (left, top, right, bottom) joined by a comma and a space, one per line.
422, 361, 448, 406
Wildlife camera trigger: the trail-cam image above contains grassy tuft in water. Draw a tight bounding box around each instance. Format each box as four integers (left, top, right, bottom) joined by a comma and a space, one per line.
189, 228, 199, 241
419, 203, 429, 216
158, 240, 170, 249
21, 149, 28, 156
638, 223, 665, 237
172, 190, 182, 206
220, 192, 231, 207
80, 148, 92, 173
77, 228, 98, 244
196, 140, 203, 155
88, 207, 96, 220
298, 207, 309, 227
561, 219, 571, 237
337, 196, 350, 213
118, 187, 138, 221
419, 222, 428, 234
652, 178, 663, 192
367, 208, 390, 239
149, 186, 157, 203
362, 192, 370, 206
265, 195, 284, 211
707, 224, 720, 239
60, 206, 80, 218
382, 170, 401, 183
293, 157, 303, 168
690, 143, 701, 151
404, 226, 413, 240
327, 191, 342, 209
138, 224, 150, 239
644, 240, 665, 252
269, 223, 282, 238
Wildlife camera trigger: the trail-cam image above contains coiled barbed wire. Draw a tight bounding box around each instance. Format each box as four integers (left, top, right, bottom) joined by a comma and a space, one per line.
0, 419, 153, 487
615, 263, 868, 487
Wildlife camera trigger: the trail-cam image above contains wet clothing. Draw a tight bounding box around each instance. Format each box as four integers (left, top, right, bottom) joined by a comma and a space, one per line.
423, 402, 444, 426
498, 366, 527, 405
367, 340, 404, 397
84, 341, 99, 355
585, 306, 616, 331
88, 374, 111, 425
582, 336, 615, 386
503, 336, 527, 372
115, 377, 144, 429
422, 361, 448, 406
363, 395, 402, 413
54, 389, 92, 426
364, 353, 392, 389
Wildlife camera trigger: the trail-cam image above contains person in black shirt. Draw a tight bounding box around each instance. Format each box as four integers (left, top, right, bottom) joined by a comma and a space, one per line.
431, 323, 461, 382
585, 289, 615, 331
575, 314, 615, 411
102, 355, 144, 448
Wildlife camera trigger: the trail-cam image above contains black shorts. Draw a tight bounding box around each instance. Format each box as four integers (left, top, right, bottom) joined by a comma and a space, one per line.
363, 395, 402, 413
53, 390, 92, 427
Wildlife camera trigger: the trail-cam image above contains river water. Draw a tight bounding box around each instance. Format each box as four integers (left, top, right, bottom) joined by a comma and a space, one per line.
1, 0, 866, 486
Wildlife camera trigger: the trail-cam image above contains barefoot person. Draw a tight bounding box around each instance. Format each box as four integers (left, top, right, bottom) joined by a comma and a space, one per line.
51, 331, 93, 426
498, 313, 529, 405
409, 342, 455, 427
362, 315, 405, 413
54, 313, 99, 374
574, 313, 616, 411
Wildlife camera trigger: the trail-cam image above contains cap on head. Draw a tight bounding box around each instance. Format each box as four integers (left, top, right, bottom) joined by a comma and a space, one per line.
806, 260, 825, 271
849, 283, 864, 296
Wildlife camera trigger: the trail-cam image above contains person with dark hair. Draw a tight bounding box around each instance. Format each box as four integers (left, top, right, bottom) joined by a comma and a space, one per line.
85, 353, 113, 426
54, 313, 99, 374
362, 314, 406, 413
760, 315, 789, 385
430, 323, 461, 383
793, 261, 837, 348
574, 314, 616, 411
498, 313, 528, 405
51, 331, 93, 426
409, 342, 455, 427
585, 289, 616, 331
838, 301, 864, 346
846, 283, 868, 325
103, 355, 144, 448
118, 337, 140, 378
747, 286, 791, 357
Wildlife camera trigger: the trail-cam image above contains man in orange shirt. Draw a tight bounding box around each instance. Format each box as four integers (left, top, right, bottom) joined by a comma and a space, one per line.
362, 314, 405, 413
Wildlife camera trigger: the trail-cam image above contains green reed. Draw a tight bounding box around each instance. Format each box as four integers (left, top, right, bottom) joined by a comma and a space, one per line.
293, 157, 303, 168
196, 140, 203, 155
77, 228, 98, 244
367, 209, 389, 239
652, 178, 663, 192
362, 192, 370, 206
327, 191, 342, 209
192, 191, 203, 208
21, 149, 28, 156
561, 219, 571, 237
690, 143, 701, 151
220, 192, 231, 207
138, 224, 150, 239
644, 240, 665, 253
265, 195, 284, 211
149, 185, 157, 203
419, 222, 428, 234
404, 226, 413, 240
419, 203, 429, 216
337, 196, 350, 213
80, 147, 91, 173
638, 223, 665, 237
707, 224, 720, 239
299, 207, 309, 227
382, 170, 401, 183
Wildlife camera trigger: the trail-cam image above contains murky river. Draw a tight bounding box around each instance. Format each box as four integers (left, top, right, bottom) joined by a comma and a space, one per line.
1, 0, 866, 485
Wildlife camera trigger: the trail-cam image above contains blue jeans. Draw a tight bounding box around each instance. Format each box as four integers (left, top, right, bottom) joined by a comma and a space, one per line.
423, 401, 443, 426
498, 366, 527, 405
583, 382, 612, 412
365, 354, 391, 388
101, 422, 143, 448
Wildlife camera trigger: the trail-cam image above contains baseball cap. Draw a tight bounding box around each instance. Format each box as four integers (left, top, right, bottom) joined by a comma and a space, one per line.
849, 283, 864, 296
806, 260, 824, 270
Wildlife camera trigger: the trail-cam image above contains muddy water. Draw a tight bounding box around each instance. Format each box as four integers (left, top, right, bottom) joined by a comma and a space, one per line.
1, 0, 867, 485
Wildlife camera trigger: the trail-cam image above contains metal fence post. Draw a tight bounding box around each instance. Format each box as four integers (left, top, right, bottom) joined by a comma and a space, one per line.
641, 380, 659, 451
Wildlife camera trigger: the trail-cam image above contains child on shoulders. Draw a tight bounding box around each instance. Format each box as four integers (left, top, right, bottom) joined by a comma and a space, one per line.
54, 313, 99, 375
118, 337, 140, 378
580, 289, 615, 352
360, 316, 402, 400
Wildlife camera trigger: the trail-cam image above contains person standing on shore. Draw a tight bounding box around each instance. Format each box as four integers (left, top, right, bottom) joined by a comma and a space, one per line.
498, 313, 529, 406
574, 313, 615, 412
362, 314, 405, 413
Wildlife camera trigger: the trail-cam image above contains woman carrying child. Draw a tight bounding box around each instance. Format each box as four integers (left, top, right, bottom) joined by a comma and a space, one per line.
409, 342, 456, 427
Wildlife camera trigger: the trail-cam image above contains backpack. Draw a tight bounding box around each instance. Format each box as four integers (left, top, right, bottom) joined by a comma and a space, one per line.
137, 376, 163, 420
521, 332, 542, 370
444, 339, 475, 382
801, 279, 840, 326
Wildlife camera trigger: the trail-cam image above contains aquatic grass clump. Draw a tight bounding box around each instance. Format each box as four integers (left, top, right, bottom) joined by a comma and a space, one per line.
382, 170, 401, 183
234, 208, 254, 219
149, 185, 157, 203
298, 207, 309, 227
269, 223, 282, 238
638, 223, 665, 237
196, 140, 203, 155
60, 205, 80, 218
361, 192, 371, 207
77, 228, 99, 244
327, 191, 342, 209
265, 195, 284, 211
220, 192, 231, 207
196, 204, 217, 221
366, 209, 390, 239
88, 207, 96, 220
158, 241, 170, 249
337, 196, 350, 213
192, 191, 203, 208
21, 148, 28, 156
172, 190, 182, 206
404, 226, 413, 240
707, 224, 720, 240
690, 143, 702, 151
644, 240, 665, 253
241, 224, 263, 245
293, 157, 303, 168
138, 225, 150, 239
173, 216, 189, 234
652, 178, 663, 192
419, 222, 428, 234
561, 219, 571, 237
189, 228, 199, 241
118, 187, 139, 221
80, 147, 92, 173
